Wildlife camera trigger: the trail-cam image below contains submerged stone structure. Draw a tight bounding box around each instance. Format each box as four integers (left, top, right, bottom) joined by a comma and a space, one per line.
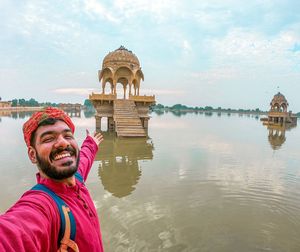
89, 46, 155, 137
261, 92, 297, 126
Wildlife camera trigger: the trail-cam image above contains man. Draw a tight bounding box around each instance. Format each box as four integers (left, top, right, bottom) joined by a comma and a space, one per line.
0, 107, 104, 251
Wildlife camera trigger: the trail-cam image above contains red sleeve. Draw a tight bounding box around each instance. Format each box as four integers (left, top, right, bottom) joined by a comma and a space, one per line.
0, 191, 60, 252
78, 135, 99, 181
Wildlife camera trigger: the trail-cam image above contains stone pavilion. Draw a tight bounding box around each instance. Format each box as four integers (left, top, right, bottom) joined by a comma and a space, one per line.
89, 46, 155, 137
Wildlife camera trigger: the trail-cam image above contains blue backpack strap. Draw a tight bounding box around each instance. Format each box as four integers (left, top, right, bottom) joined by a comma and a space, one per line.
75, 171, 84, 184
31, 184, 77, 244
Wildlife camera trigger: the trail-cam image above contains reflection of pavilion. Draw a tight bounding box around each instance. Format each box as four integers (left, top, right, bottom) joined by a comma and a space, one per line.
267, 122, 296, 150
96, 132, 154, 198
267, 124, 286, 150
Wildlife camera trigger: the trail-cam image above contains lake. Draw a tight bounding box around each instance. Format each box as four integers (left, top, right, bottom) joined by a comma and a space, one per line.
0, 110, 300, 252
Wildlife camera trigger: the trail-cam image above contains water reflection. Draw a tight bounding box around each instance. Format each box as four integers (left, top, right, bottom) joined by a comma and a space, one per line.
96, 132, 154, 198
0, 110, 35, 119
267, 124, 297, 150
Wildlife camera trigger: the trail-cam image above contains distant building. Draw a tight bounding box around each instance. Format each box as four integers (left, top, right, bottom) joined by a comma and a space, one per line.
261, 92, 297, 126
58, 103, 82, 117
0, 101, 12, 108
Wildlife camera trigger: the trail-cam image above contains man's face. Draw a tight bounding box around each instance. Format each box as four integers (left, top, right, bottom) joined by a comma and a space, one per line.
29, 120, 79, 180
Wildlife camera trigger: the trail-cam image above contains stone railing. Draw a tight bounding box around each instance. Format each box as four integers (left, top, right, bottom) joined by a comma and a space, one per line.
268, 111, 288, 117
129, 94, 156, 103
89, 93, 116, 101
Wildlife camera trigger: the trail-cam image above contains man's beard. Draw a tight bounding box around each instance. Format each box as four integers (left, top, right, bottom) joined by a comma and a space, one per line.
36, 146, 79, 180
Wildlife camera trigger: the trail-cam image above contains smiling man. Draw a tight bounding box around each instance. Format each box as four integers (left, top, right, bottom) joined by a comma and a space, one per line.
0, 107, 104, 252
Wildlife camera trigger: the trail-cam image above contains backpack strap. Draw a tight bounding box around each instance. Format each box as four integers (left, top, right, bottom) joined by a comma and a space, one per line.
31, 172, 83, 252
75, 172, 84, 184
57, 206, 79, 252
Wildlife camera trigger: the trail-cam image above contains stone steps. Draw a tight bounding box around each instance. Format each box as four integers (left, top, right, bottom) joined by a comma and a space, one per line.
114, 99, 146, 137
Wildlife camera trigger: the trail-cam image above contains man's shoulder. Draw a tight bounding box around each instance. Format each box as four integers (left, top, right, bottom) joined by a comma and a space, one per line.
8, 188, 59, 218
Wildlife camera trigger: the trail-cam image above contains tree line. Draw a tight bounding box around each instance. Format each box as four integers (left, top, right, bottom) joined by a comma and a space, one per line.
151, 103, 267, 114
11, 98, 59, 107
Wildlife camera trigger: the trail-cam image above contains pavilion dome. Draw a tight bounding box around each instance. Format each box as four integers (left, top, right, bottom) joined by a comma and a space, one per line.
270, 92, 288, 106
102, 46, 140, 68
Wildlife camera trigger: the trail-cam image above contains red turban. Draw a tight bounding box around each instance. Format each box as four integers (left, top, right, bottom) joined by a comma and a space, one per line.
23, 107, 75, 147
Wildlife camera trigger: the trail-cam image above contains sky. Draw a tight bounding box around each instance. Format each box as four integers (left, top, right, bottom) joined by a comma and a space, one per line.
1, 0, 300, 111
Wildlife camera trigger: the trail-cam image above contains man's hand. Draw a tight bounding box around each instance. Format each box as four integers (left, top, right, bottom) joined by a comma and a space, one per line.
86, 129, 104, 146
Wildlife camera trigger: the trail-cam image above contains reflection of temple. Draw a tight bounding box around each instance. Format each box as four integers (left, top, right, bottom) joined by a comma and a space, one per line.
89, 46, 155, 137
261, 92, 297, 126
96, 132, 154, 198
267, 125, 286, 150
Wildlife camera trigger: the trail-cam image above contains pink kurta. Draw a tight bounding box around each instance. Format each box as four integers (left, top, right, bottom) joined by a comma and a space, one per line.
0, 136, 104, 252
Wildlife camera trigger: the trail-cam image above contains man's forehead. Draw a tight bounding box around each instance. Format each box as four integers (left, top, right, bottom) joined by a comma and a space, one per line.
35, 120, 72, 136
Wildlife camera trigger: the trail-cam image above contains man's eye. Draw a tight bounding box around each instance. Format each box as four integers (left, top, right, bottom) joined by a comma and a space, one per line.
65, 134, 74, 139
42, 137, 54, 143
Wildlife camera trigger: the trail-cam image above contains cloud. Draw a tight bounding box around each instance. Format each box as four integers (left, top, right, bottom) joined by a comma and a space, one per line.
189, 67, 238, 84
139, 89, 186, 96
83, 0, 119, 23
182, 40, 192, 53
52, 88, 97, 96
113, 0, 179, 22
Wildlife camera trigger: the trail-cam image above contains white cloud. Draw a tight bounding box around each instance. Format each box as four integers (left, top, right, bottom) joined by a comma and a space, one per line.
182, 40, 192, 53
189, 67, 238, 83
52, 88, 96, 96
114, 0, 179, 22
139, 88, 186, 96
209, 29, 300, 69
83, 0, 119, 23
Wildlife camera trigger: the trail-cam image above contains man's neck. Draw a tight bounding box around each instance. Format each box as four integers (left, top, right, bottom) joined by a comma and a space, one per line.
39, 171, 76, 186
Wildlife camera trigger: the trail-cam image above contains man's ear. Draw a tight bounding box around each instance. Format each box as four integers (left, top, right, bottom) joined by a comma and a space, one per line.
28, 146, 37, 164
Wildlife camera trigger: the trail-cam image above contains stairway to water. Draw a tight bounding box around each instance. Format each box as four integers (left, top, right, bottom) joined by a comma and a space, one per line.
113, 99, 146, 137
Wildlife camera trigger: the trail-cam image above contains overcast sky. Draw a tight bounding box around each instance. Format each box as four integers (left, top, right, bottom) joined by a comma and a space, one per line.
1, 0, 300, 111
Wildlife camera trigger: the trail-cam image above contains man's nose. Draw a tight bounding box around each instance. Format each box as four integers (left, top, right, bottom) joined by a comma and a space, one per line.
54, 135, 69, 148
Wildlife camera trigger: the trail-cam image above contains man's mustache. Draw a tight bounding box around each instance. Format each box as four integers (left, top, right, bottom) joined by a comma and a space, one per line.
50, 146, 77, 161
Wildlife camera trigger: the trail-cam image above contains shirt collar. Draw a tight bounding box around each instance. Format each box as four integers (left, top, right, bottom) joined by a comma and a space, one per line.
36, 172, 79, 193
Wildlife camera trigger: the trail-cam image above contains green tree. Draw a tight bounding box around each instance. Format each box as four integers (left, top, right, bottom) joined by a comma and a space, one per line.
11, 99, 18, 107
84, 99, 92, 107
18, 99, 26, 106
28, 98, 39, 107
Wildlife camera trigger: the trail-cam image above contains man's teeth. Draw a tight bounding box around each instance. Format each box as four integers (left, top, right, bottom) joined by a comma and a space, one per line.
54, 153, 71, 161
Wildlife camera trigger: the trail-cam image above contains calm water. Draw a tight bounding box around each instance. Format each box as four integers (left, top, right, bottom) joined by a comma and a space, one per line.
1, 111, 300, 252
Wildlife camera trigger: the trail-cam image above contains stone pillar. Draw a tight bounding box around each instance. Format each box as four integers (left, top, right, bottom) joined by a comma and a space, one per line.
102, 81, 105, 94
129, 84, 132, 96
123, 85, 126, 99
143, 118, 149, 134
142, 117, 149, 129
113, 79, 117, 95
108, 117, 115, 131
95, 115, 102, 131
110, 82, 114, 94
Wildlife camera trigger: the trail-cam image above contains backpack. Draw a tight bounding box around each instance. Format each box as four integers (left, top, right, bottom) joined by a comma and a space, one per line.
31, 172, 84, 252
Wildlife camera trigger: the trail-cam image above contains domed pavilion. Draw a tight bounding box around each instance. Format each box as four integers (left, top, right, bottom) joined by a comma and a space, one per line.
263, 92, 297, 126
89, 46, 155, 137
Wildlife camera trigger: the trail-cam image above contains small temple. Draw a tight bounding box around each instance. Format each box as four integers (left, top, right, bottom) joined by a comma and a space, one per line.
89, 46, 155, 137
261, 92, 297, 127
